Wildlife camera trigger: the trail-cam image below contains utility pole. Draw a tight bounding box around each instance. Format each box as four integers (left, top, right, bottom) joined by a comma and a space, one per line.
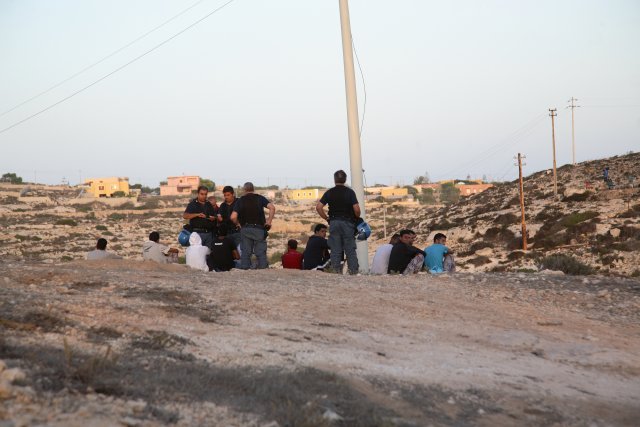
567, 97, 579, 165
338, 0, 368, 272
549, 108, 558, 199
516, 153, 527, 251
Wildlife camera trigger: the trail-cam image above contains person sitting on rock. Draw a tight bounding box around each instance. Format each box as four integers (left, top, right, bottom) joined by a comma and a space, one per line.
186, 232, 210, 272
281, 239, 303, 269
142, 231, 178, 264
424, 233, 455, 273
302, 224, 330, 270
86, 238, 122, 260
207, 225, 239, 272
370, 233, 400, 275
388, 229, 425, 275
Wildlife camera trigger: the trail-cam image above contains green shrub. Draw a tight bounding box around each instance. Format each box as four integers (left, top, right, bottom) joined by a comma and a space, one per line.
562, 191, 592, 202
540, 254, 593, 275
468, 255, 491, 266
112, 191, 127, 198
494, 213, 519, 226
55, 218, 78, 226
95, 225, 108, 231
269, 251, 284, 265
561, 211, 598, 227
108, 213, 126, 221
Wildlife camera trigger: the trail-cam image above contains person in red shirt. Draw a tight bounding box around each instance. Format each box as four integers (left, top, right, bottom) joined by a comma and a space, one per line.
281, 239, 303, 269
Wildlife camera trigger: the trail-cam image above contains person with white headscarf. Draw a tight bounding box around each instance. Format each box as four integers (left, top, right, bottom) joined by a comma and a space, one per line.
186, 232, 210, 272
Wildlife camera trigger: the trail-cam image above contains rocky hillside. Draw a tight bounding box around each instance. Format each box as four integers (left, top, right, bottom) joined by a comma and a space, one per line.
407, 152, 640, 276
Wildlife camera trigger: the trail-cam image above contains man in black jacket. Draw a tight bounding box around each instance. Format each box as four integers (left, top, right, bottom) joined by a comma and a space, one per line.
303, 224, 330, 270
388, 229, 425, 275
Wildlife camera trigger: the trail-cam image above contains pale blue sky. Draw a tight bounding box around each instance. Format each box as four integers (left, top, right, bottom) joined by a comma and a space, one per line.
1, 0, 639, 188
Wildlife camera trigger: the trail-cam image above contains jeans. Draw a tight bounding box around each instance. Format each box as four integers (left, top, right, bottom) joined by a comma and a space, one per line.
240, 226, 268, 269
328, 219, 359, 274
197, 232, 213, 248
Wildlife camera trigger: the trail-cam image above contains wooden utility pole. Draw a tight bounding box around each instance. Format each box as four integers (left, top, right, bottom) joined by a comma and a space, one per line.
549, 108, 558, 199
517, 153, 527, 251
568, 97, 579, 165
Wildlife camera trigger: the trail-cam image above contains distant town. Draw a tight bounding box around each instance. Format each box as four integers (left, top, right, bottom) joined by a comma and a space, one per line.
62, 174, 495, 205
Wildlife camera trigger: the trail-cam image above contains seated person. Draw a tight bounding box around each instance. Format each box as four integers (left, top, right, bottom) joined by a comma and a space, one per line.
303, 224, 330, 270
282, 239, 303, 269
424, 233, 455, 273
370, 233, 400, 275
207, 225, 239, 272
186, 232, 210, 272
86, 238, 122, 260
388, 229, 425, 275
142, 231, 178, 264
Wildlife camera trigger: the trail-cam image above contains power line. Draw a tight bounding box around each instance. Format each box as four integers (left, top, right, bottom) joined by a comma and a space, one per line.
0, 0, 237, 136
351, 37, 367, 139
0, 0, 211, 119
434, 113, 547, 180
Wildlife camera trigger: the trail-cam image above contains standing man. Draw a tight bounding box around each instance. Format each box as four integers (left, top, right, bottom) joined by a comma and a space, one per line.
302, 224, 330, 270
183, 185, 217, 248
230, 182, 275, 269
217, 185, 241, 248
316, 170, 360, 274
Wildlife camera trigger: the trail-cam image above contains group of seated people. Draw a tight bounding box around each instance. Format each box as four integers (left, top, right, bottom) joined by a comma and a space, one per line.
86, 226, 454, 275
281, 227, 454, 275
370, 229, 455, 275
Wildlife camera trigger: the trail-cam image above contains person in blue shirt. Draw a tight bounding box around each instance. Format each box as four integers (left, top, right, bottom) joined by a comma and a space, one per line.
424, 233, 455, 273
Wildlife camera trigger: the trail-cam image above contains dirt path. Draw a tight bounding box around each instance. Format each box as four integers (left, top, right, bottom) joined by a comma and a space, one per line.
1, 260, 639, 426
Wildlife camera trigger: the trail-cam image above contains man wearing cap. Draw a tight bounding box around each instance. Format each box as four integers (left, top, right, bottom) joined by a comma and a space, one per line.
316, 170, 361, 274
230, 182, 276, 269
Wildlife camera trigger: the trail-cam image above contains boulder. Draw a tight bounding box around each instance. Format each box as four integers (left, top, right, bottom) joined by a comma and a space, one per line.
475, 247, 494, 257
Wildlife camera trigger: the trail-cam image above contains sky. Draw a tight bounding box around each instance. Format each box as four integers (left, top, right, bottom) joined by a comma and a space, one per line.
1, 0, 639, 188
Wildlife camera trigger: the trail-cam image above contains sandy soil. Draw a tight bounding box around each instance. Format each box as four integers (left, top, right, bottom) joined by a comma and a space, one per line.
1, 260, 639, 426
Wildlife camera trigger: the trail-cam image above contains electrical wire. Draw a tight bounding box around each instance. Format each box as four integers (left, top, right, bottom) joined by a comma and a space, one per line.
434, 113, 547, 181
351, 37, 367, 139
0, 0, 237, 136
0, 0, 211, 119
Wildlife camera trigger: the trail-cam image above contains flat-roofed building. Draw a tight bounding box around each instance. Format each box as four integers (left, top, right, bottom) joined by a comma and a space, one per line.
286, 188, 321, 201
160, 176, 200, 196
84, 177, 130, 198
456, 183, 494, 196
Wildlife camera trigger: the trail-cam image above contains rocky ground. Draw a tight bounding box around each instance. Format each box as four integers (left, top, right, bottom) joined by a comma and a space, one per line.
1, 259, 639, 426
408, 152, 640, 276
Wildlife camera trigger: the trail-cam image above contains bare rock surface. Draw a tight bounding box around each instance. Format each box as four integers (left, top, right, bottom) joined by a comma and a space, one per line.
1, 260, 639, 426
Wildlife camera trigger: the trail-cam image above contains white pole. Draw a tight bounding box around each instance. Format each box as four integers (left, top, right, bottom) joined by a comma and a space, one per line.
338, 0, 369, 272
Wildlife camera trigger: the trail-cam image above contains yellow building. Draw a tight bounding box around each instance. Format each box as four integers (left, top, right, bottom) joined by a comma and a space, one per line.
84, 177, 130, 198
380, 187, 408, 198
287, 188, 321, 201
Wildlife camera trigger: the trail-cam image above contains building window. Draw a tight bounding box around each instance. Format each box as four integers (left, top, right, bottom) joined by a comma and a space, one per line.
99, 186, 104, 191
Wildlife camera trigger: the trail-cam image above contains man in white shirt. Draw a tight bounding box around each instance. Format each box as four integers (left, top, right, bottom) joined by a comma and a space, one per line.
142, 231, 178, 264
86, 238, 122, 260
370, 234, 400, 275
186, 232, 210, 272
